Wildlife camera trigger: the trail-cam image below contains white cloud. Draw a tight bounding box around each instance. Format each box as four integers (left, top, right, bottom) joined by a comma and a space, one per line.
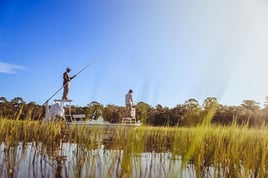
0, 61, 26, 74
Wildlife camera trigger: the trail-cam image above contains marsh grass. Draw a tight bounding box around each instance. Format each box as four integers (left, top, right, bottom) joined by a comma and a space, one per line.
1, 118, 268, 177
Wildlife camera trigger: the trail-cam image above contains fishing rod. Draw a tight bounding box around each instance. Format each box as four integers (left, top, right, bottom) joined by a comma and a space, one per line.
43, 56, 99, 105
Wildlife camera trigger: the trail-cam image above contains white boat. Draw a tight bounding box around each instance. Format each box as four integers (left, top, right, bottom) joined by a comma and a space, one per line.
67, 115, 142, 127
45, 99, 141, 127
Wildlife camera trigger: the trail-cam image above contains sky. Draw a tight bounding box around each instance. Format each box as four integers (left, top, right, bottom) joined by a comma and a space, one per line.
1, 0, 268, 108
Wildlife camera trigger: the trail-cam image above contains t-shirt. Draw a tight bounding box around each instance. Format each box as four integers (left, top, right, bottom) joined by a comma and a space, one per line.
125, 93, 133, 105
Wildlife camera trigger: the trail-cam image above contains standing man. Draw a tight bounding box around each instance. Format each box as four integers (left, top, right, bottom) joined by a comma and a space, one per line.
62, 67, 76, 100
125, 89, 133, 117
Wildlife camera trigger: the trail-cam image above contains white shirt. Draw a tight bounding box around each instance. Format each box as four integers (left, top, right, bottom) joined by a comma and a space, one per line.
125, 93, 133, 105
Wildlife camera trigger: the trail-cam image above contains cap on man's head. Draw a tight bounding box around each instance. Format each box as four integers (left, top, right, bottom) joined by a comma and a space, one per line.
129, 89, 133, 93
66, 67, 71, 71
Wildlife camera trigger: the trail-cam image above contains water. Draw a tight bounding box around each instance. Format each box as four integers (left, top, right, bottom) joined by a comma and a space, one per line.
0, 142, 203, 178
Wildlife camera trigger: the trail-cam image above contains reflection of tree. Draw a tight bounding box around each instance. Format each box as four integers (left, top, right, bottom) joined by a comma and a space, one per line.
1, 143, 32, 178
0, 142, 69, 178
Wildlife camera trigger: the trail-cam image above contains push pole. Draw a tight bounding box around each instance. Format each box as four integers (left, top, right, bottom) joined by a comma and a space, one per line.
43, 56, 99, 105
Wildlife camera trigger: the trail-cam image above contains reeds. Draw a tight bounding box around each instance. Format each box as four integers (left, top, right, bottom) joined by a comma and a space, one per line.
1, 118, 268, 177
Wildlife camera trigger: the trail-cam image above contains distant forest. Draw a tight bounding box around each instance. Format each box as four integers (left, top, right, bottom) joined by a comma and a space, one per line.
1, 96, 268, 127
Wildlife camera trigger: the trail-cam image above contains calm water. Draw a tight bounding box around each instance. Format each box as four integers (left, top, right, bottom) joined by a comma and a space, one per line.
0, 142, 208, 178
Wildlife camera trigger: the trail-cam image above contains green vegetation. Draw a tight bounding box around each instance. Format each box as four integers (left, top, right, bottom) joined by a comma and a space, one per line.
1, 119, 268, 177
1, 96, 268, 127
1, 96, 268, 177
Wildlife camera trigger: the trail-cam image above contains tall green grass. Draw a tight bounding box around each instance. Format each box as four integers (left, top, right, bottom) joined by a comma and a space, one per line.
1, 118, 268, 177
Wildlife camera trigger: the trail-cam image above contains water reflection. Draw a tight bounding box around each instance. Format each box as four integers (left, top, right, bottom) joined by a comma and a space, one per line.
0, 142, 201, 178
2, 137, 254, 178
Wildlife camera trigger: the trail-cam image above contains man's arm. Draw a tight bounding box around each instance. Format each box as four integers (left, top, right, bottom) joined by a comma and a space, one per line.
130, 95, 133, 104
70, 75, 77, 80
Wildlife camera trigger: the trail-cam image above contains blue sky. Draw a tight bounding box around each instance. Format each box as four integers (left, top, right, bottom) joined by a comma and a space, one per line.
1, 0, 268, 107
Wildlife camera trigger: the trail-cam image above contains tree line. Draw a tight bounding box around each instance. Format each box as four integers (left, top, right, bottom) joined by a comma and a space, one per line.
1, 96, 268, 127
